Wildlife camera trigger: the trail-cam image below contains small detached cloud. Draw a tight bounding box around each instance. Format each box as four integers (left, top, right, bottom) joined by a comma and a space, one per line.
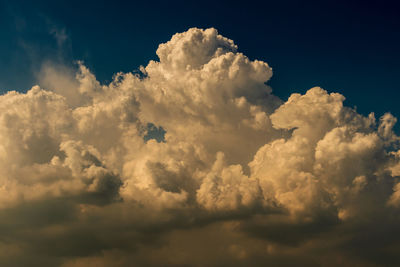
1, 27, 400, 266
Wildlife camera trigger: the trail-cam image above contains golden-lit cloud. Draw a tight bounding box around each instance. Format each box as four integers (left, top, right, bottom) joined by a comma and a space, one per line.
1, 28, 399, 266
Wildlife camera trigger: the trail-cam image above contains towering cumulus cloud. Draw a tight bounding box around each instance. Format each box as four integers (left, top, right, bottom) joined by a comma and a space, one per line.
1, 28, 400, 266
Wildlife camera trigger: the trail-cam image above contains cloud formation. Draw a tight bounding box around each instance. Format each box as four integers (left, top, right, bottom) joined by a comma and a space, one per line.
1, 27, 400, 266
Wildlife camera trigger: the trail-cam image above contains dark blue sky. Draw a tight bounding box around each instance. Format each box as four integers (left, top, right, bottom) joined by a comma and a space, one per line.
1, 0, 399, 121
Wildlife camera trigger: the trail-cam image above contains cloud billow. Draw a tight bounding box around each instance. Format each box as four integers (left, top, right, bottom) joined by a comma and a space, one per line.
0, 27, 399, 266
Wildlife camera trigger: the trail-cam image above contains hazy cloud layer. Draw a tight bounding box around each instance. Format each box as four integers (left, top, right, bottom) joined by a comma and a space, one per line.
1, 28, 400, 266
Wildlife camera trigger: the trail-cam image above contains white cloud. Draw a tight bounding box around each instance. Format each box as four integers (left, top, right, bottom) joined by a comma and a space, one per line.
1, 27, 400, 266
197, 152, 265, 211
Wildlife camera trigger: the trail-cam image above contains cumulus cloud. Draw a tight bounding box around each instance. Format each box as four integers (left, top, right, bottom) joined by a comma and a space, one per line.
1, 27, 400, 266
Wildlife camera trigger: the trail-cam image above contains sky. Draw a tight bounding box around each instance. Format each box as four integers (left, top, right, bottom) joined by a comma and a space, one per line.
1, 0, 400, 266
1, 0, 400, 118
